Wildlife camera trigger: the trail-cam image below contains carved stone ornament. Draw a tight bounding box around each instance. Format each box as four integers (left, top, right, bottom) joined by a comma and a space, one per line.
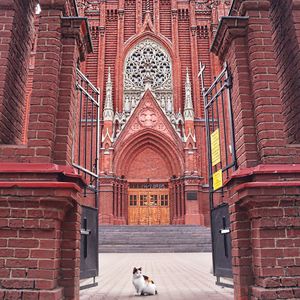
138, 108, 157, 127
111, 39, 187, 141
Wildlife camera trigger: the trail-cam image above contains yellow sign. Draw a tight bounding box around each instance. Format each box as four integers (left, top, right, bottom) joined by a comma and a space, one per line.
213, 169, 223, 191
211, 129, 221, 166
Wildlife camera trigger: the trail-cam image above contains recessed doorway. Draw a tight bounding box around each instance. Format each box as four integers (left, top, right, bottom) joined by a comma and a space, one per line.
128, 184, 170, 225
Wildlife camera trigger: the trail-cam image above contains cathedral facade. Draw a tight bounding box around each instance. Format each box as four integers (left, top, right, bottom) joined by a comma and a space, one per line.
79, 0, 231, 225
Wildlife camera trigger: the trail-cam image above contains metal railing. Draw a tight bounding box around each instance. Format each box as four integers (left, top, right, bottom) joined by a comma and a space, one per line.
199, 62, 237, 208
73, 68, 100, 198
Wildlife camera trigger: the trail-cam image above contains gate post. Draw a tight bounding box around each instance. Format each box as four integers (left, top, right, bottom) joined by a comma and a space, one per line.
0, 1, 93, 299
211, 1, 300, 299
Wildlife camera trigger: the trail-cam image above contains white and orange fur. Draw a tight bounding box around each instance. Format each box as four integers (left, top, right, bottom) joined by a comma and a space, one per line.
132, 267, 158, 296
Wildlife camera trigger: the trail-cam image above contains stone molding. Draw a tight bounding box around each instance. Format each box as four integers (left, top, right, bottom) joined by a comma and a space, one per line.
210, 16, 249, 58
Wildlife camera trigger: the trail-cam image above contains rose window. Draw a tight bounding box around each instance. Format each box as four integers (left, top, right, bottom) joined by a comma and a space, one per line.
124, 40, 172, 91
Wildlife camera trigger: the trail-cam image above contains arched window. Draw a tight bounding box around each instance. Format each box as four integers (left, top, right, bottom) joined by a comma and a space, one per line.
123, 39, 173, 114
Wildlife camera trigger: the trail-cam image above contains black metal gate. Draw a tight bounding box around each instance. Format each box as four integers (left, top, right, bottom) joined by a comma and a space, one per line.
80, 206, 99, 288
73, 68, 100, 290
199, 62, 237, 286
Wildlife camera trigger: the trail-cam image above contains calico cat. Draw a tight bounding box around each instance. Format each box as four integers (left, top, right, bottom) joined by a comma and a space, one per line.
132, 267, 158, 296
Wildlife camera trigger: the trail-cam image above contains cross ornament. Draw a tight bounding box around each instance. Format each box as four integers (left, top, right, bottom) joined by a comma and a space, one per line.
198, 62, 206, 93
219, 216, 230, 258
81, 218, 91, 258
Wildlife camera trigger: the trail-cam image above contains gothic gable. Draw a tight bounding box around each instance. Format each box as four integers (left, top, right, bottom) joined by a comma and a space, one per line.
114, 90, 184, 148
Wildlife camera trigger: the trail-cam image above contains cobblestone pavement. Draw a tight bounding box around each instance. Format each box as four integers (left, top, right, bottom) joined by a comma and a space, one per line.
80, 253, 234, 300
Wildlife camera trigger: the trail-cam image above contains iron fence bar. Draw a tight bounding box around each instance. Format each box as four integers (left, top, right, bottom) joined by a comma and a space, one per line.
77, 68, 99, 94
78, 77, 83, 167
95, 93, 100, 208
84, 85, 89, 180
76, 83, 99, 106
203, 66, 227, 96
72, 163, 98, 178
90, 93, 94, 184
220, 77, 229, 178
205, 83, 227, 109
225, 64, 237, 171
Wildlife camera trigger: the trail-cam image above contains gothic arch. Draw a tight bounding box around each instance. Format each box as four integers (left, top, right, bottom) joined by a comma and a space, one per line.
124, 32, 175, 62
114, 129, 184, 178
123, 38, 174, 115
117, 33, 181, 113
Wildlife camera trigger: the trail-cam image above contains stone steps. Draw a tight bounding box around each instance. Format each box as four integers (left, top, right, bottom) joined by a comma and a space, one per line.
98, 225, 212, 253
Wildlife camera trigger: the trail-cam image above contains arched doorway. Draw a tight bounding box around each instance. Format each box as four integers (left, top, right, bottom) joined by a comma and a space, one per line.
114, 129, 184, 225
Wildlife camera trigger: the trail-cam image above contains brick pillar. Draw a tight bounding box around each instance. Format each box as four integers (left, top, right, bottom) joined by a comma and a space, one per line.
27, 3, 63, 162
211, 1, 300, 299
54, 17, 92, 165
0, 165, 84, 300
99, 177, 114, 224
0, 1, 94, 299
270, 0, 300, 144
0, 0, 35, 144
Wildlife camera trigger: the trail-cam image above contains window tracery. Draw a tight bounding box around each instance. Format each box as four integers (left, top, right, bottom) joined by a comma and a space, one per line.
123, 39, 173, 114
111, 39, 186, 141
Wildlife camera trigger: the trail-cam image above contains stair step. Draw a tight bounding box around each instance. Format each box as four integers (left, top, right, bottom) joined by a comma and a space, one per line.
98, 225, 212, 253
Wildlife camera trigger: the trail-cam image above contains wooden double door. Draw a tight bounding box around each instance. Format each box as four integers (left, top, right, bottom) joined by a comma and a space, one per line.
128, 189, 170, 225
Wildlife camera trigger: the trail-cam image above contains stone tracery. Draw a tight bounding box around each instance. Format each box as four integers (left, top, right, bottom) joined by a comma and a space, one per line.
123, 39, 173, 113
111, 39, 186, 139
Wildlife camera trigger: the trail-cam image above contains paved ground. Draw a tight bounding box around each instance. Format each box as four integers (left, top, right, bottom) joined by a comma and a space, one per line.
80, 253, 234, 300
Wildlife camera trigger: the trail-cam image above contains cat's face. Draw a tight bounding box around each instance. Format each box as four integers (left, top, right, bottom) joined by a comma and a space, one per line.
133, 267, 142, 278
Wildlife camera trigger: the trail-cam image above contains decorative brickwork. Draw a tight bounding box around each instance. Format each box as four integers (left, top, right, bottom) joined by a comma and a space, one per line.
83, 0, 233, 226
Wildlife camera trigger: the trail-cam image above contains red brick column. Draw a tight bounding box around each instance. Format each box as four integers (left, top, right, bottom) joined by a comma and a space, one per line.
0, 164, 84, 300
211, 1, 300, 299
0, 0, 35, 144
270, 0, 300, 144
228, 167, 300, 300
54, 17, 92, 165
27, 2, 64, 162
99, 177, 114, 224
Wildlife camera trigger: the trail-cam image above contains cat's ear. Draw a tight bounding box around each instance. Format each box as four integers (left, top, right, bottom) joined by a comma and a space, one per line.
138, 267, 142, 271
133, 267, 137, 274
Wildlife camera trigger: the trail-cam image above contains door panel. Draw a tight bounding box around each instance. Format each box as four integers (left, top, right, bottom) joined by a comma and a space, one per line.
128, 188, 170, 225
160, 194, 170, 225
139, 194, 148, 225
128, 194, 139, 225
149, 193, 159, 225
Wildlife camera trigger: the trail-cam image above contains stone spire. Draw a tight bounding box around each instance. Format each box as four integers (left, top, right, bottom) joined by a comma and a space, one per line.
184, 68, 194, 121
103, 67, 114, 121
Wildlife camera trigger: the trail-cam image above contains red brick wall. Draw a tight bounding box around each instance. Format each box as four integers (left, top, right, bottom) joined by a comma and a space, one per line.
124, 0, 136, 42
0, 0, 35, 144
270, 0, 300, 144
0, 180, 82, 300
127, 147, 171, 181
211, 1, 300, 298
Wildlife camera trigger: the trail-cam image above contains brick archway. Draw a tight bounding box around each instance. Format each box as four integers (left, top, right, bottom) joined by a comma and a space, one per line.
114, 129, 184, 178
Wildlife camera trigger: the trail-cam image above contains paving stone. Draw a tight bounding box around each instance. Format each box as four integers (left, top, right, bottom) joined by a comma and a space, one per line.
80, 253, 234, 300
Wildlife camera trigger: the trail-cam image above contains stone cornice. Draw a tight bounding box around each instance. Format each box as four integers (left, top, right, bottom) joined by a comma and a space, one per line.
210, 16, 248, 58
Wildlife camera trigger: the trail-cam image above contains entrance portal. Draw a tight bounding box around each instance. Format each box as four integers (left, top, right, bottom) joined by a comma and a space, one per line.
128, 186, 170, 225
